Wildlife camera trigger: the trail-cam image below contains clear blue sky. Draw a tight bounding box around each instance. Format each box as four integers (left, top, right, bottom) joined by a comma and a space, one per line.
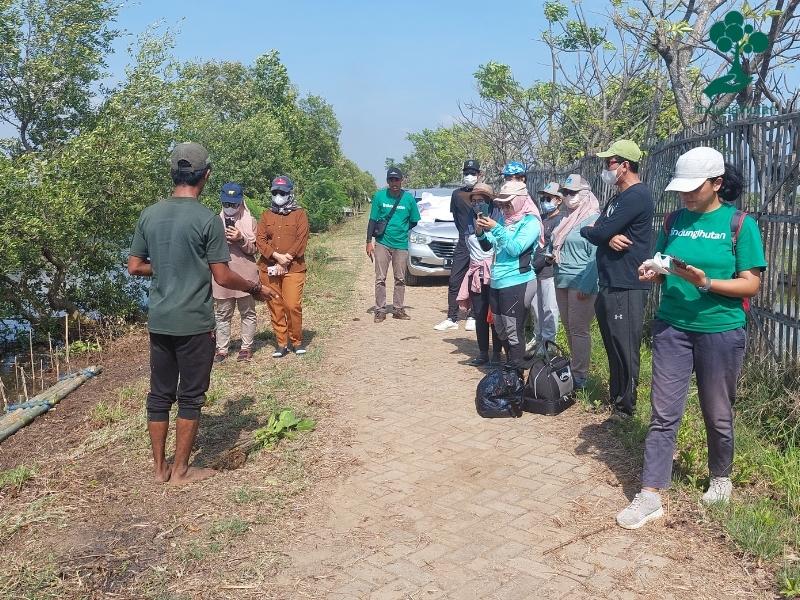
110, 0, 555, 182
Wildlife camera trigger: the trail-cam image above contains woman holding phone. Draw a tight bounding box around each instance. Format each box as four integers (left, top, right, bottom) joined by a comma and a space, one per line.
616, 147, 766, 530
475, 180, 541, 373
212, 182, 259, 362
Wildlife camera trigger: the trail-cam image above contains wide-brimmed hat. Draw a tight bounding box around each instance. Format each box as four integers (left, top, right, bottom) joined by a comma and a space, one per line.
496, 180, 528, 202
560, 174, 590, 192
469, 182, 494, 199
665, 147, 725, 192
538, 182, 563, 198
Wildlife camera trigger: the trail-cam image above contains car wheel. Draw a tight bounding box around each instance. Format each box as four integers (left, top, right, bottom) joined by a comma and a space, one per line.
405, 271, 421, 286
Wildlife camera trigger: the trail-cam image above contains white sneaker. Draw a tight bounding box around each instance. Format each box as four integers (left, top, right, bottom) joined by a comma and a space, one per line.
702, 477, 732, 504
434, 319, 458, 331
616, 491, 664, 529
464, 317, 476, 331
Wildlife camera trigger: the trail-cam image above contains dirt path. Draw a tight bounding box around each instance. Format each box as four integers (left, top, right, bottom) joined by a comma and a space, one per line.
267, 261, 771, 599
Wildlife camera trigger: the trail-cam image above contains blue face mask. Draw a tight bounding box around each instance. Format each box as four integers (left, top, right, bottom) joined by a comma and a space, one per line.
540, 200, 556, 214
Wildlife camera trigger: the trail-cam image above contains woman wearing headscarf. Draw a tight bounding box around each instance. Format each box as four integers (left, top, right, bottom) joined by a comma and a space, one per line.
551, 174, 600, 390
256, 176, 310, 358
476, 180, 542, 372
212, 182, 259, 362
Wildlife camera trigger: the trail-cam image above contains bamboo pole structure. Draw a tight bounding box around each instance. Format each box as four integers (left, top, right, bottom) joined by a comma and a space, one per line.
28, 329, 35, 393
0, 379, 6, 411
64, 315, 70, 374
20, 367, 28, 402
0, 366, 102, 443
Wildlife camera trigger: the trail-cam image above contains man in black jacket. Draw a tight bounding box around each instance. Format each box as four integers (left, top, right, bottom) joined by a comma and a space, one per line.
580, 140, 653, 419
434, 159, 482, 332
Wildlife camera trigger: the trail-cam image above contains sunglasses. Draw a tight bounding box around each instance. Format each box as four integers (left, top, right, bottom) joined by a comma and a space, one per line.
221, 202, 239, 208
604, 158, 623, 168
271, 190, 289, 195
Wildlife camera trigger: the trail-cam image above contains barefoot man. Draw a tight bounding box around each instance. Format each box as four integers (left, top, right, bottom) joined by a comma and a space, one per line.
128, 142, 276, 485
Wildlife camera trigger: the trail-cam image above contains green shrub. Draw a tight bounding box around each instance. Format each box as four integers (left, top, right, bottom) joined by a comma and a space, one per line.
301, 168, 349, 232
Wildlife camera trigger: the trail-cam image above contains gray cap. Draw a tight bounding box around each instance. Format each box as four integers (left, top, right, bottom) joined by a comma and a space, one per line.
538, 182, 563, 198
170, 142, 211, 172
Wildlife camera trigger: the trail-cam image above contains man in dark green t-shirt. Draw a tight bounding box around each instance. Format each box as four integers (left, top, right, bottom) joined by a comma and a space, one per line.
366, 167, 420, 322
128, 142, 275, 485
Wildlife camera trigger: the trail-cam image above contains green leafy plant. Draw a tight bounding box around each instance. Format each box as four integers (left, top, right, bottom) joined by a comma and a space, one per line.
254, 408, 315, 448
780, 563, 800, 598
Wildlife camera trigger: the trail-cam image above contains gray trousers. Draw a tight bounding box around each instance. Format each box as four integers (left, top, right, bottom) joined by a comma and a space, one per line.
555, 287, 596, 382
374, 243, 408, 313
531, 277, 559, 343
642, 320, 747, 489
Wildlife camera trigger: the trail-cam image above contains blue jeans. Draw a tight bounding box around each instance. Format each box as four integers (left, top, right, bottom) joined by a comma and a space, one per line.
642, 320, 747, 488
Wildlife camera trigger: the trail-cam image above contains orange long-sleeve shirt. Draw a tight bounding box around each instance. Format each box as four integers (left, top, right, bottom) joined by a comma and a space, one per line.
256, 208, 310, 274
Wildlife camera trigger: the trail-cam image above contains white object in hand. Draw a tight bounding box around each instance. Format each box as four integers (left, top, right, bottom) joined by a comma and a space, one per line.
642, 252, 672, 275
267, 265, 278, 276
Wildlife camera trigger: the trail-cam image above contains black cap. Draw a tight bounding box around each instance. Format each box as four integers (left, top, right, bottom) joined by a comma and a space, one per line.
463, 159, 480, 172
387, 166, 403, 179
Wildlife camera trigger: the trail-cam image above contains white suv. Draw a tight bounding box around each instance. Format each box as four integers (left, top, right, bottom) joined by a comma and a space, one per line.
406, 187, 458, 286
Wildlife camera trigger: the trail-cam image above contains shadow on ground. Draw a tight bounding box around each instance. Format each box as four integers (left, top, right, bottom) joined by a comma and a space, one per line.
192, 395, 260, 467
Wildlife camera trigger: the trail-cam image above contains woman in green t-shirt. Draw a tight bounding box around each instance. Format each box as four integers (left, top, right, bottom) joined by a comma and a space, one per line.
616, 147, 767, 530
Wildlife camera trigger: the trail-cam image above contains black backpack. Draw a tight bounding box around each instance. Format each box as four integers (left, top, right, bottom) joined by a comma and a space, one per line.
523, 341, 575, 415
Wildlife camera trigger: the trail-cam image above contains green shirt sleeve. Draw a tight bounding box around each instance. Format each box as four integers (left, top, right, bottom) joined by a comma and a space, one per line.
654, 229, 666, 254
205, 215, 231, 264
735, 215, 767, 273
408, 193, 420, 225
129, 216, 148, 258
369, 191, 382, 219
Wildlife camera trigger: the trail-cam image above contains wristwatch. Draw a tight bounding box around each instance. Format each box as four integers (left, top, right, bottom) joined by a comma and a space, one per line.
698, 277, 712, 292
247, 282, 262, 296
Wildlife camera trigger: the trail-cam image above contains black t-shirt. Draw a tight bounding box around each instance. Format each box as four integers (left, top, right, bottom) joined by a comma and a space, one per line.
580, 182, 654, 290
533, 211, 566, 279
451, 187, 475, 244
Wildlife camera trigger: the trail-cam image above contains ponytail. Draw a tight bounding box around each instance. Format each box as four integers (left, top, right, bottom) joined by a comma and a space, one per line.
718, 162, 744, 203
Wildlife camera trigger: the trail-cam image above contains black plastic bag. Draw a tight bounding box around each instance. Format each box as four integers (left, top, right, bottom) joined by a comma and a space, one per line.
475, 367, 524, 418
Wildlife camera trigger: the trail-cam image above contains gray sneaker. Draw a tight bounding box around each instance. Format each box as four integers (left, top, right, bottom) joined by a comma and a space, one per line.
702, 477, 732, 504
616, 491, 664, 529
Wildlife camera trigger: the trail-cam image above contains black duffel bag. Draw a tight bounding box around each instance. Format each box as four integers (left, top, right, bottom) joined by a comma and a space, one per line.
475, 367, 524, 418
523, 341, 575, 415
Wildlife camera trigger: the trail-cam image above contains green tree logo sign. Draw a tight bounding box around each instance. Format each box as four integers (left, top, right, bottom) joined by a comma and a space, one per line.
704, 10, 769, 100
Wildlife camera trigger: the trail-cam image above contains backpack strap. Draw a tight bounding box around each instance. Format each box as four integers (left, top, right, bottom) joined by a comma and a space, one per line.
663, 208, 684, 236
730, 209, 748, 252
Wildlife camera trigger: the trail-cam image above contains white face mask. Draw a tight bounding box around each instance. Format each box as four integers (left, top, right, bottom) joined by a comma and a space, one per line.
273, 193, 290, 206
222, 206, 240, 216
463, 174, 478, 187
563, 192, 581, 210
601, 166, 621, 187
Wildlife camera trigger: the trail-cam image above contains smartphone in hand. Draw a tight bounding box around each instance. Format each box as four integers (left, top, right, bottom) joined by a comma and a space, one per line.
671, 257, 687, 270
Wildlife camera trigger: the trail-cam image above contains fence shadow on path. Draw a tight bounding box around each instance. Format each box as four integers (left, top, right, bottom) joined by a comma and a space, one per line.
191, 395, 260, 468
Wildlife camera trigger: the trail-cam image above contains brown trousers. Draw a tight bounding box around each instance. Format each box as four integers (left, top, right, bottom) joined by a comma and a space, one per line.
374, 243, 408, 313
261, 271, 306, 348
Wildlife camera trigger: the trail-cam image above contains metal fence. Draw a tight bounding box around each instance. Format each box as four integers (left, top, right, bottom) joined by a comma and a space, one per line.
527, 112, 800, 366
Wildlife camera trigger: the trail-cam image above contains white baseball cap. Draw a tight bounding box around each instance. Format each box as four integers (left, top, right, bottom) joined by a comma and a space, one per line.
665, 147, 725, 192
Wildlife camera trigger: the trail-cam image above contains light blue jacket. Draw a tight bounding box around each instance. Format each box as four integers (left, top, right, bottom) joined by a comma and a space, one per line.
478, 215, 541, 289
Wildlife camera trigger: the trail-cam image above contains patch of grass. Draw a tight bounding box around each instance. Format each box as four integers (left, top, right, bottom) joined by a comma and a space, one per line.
0, 465, 35, 491
710, 497, 798, 561
90, 400, 126, 426
0, 558, 61, 599
231, 487, 265, 505
0, 494, 67, 542
306, 244, 333, 264
209, 516, 250, 539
